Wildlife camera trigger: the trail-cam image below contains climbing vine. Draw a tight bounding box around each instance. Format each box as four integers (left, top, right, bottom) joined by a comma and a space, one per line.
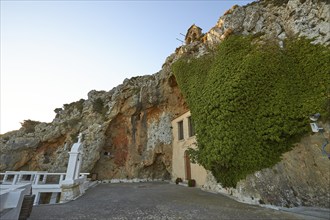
172, 36, 330, 187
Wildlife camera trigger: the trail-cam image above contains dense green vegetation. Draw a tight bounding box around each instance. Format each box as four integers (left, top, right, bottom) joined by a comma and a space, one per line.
172, 36, 330, 187
92, 98, 107, 115
20, 119, 41, 133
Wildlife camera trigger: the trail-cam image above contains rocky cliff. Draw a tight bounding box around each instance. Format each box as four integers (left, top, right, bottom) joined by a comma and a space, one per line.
0, 69, 188, 179
1, 0, 329, 208
203, 122, 330, 208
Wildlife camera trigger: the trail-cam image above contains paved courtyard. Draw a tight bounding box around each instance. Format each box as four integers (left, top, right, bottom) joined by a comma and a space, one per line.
29, 182, 328, 220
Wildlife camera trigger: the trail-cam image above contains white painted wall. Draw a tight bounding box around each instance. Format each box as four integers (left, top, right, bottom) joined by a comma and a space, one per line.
171, 111, 207, 186
0, 183, 31, 220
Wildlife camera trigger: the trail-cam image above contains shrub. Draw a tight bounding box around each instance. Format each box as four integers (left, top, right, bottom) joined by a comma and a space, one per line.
75, 99, 85, 112
261, 0, 289, 7
20, 120, 41, 133
188, 179, 196, 187
66, 118, 80, 128
175, 177, 183, 184
172, 36, 330, 187
62, 99, 85, 114
92, 98, 108, 115
54, 108, 62, 114
70, 132, 79, 143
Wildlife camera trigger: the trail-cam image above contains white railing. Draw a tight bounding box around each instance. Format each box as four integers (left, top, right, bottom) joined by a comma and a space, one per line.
1, 171, 65, 185
0, 171, 90, 205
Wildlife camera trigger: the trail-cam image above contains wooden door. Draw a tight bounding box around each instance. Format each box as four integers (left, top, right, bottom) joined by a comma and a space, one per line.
184, 151, 191, 180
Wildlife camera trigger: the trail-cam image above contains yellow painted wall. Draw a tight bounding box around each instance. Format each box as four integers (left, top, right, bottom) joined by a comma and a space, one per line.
171, 111, 207, 186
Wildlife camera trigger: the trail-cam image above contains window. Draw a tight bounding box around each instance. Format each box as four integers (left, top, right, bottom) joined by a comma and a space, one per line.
188, 116, 195, 137
178, 121, 184, 140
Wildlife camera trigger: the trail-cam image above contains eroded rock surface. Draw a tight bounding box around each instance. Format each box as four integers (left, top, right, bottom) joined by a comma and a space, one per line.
203, 123, 330, 208
0, 68, 188, 179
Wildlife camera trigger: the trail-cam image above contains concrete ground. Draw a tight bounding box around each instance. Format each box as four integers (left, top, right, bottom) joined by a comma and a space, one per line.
28, 182, 330, 220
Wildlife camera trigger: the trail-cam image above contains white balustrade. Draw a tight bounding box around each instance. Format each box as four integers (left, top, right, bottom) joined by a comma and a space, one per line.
0, 171, 90, 205
1, 134, 91, 206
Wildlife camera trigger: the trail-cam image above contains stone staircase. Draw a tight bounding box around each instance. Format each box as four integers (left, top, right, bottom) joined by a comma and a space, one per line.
18, 194, 35, 220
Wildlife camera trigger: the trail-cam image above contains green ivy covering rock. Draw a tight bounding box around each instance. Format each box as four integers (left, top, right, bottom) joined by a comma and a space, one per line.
172, 36, 330, 187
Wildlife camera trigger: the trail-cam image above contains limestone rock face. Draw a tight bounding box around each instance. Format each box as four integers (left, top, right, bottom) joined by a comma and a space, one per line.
189, 0, 330, 49
242, 123, 330, 208
203, 123, 330, 208
89, 72, 187, 180
0, 66, 188, 179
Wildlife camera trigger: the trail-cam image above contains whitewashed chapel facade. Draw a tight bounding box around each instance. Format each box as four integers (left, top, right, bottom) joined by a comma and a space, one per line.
171, 111, 207, 186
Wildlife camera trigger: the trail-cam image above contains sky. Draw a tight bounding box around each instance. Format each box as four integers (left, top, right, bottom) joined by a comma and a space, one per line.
0, 0, 253, 134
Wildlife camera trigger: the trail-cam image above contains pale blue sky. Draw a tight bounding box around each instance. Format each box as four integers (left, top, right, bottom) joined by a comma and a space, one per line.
1, 0, 253, 134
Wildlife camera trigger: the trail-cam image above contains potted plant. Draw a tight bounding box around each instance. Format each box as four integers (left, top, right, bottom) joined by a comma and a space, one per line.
188, 179, 196, 187
175, 177, 183, 184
